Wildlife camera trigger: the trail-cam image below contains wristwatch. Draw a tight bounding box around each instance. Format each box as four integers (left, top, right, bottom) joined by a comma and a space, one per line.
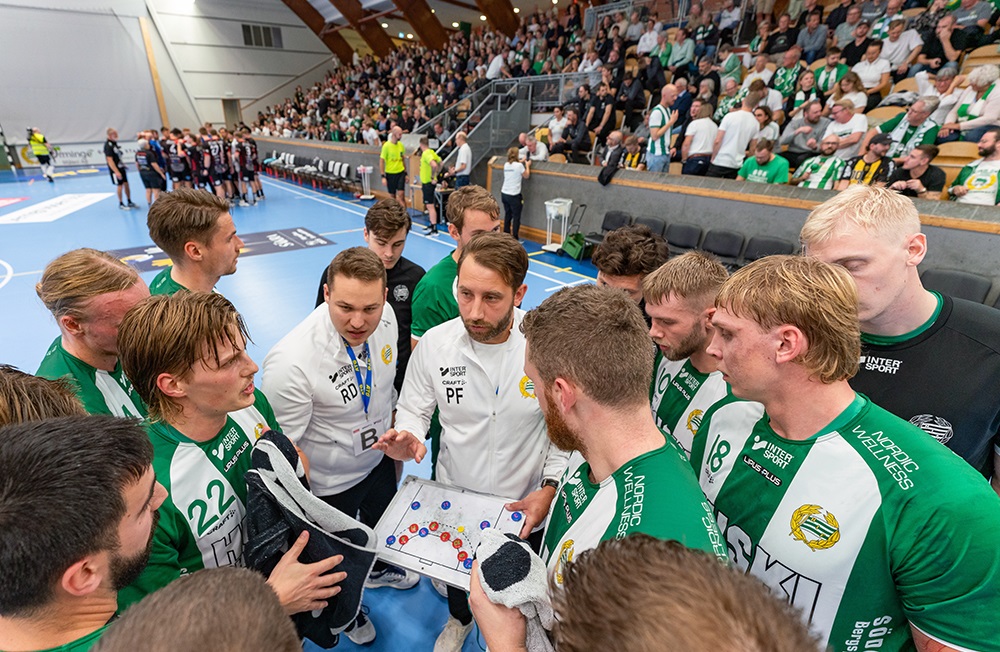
541, 478, 559, 491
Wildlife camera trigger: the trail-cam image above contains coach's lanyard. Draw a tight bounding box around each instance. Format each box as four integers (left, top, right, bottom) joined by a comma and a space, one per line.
344, 340, 372, 416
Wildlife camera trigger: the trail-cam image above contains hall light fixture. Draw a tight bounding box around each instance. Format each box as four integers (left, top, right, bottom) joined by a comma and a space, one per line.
514, 7, 520, 12
452, 21, 459, 27
382, 22, 388, 27
407, 33, 414, 38
480, 14, 487, 20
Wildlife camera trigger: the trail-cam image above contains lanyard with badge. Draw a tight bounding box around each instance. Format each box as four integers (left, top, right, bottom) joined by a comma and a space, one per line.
344, 340, 379, 456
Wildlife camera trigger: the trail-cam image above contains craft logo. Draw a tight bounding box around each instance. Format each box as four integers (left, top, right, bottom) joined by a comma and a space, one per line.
439, 365, 466, 377
909, 414, 953, 444
393, 284, 410, 302
790, 504, 840, 551
519, 375, 535, 399
686, 409, 703, 436
554, 539, 575, 585
381, 344, 393, 365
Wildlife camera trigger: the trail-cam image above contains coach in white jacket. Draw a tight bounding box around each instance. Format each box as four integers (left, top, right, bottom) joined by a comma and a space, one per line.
262, 247, 418, 643
379, 232, 568, 652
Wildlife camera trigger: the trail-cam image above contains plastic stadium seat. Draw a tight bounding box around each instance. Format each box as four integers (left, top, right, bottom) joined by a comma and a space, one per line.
584, 210, 633, 248
665, 222, 704, 257
635, 216, 667, 238
741, 236, 796, 264
700, 229, 746, 270
920, 268, 993, 304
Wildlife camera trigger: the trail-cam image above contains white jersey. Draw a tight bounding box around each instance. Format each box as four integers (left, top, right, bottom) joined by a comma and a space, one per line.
394, 310, 568, 501
262, 303, 398, 495
650, 353, 729, 458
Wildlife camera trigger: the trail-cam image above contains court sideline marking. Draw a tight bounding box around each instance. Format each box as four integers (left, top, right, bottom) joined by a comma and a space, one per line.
261, 176, 596, 291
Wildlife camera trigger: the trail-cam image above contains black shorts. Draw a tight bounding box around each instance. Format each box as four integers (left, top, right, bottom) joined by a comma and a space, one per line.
110, 168, 128, 186
240, 168, 256, 182
385, 171, 406, 194
422, 182, 436, 205
36, 154, 51, 165
140, 172, 165, 190
211, 171, 231, 186
169, 166, 192, 183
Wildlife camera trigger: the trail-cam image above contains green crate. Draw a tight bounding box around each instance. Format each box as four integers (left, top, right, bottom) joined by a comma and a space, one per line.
560, 233, 591, 261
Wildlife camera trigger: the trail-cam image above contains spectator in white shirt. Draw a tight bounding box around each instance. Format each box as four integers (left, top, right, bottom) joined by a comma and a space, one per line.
824, 99, 870, 158
547, 106, 569, 143
853, 40, 893, 111
637, 20, 659, 56
915, 67, 962, 123
880, 21, 924, 80
519, 134, 549, 162
742, 56, 774, 90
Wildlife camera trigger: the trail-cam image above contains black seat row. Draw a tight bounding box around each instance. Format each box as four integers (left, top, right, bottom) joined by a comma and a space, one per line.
585, 210, 798, 271
264, 153, 358, 193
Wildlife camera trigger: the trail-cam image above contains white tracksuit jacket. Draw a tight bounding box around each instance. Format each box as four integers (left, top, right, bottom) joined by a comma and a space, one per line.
262, 303, 398, 496
394, 309, 568, 501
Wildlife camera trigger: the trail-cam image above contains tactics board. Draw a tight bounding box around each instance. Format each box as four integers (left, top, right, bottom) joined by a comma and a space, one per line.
374, 475, 524, 590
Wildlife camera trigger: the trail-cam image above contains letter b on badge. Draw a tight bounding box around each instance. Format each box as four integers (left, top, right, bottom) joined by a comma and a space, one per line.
353, 425, 379, 456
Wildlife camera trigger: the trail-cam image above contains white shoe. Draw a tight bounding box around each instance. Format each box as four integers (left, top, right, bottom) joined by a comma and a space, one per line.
365, 565, 419, 590
344, 608, 376, 645
433, 616, 473, 652
431, 578, 449, 598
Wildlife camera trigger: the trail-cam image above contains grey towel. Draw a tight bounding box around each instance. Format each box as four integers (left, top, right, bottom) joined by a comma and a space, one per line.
475, 529, 554, 652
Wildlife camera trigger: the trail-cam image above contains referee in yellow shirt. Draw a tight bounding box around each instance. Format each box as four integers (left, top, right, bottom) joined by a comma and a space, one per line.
380, 125, 407, 207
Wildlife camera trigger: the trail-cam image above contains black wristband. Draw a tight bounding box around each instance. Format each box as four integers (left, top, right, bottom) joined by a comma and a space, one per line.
541, 478, 559, 491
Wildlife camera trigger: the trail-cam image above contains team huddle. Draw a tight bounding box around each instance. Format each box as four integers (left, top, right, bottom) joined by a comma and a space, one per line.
103, 125, 265, 211
1, 183, 999, 652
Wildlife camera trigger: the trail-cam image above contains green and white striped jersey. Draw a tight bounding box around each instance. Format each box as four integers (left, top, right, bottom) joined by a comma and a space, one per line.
691, 393, 1000, 652
118, 390, 278, 610
797, 155, 846, 190
36, 337, 146, 418
647, 104, 673, 156
542, 437, 727, 587
650, 351, 729, 458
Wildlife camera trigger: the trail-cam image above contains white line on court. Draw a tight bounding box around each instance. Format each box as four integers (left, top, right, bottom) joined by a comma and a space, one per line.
260, 176, 594, 290
260, 178, 368, 217
544, 277, 593, 292
0, 259, 12, 292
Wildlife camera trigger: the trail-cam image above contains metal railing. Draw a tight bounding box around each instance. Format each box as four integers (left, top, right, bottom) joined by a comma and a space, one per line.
584, 0, 635, 34
437, 87, 532, 175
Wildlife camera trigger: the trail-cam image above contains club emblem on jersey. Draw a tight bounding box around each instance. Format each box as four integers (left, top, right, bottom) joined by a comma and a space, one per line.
909, 414, 953, 444
790, 504, 840, 551
381, 344, 393, 365
554, 539, 575, 585
686, 409, 703, 436
393, 284, 410, 302
254, 423, 265, 439
519, 376, 535, 399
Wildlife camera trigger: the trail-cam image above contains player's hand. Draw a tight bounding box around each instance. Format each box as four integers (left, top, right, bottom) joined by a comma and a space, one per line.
468, 561, 529, 652
952, 185, 968, 197
506, 485, 557, 538
267, 530, 347, 615
373, 428, 426, 463
115, 172, 122, 181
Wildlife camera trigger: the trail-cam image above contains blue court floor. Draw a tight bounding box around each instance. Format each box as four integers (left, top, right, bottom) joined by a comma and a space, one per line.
0, 166, 596, 652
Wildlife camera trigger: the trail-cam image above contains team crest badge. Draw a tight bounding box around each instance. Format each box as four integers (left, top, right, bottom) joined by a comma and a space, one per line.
393, 284, 409, 302
554, 539, 575, 585
790, 504, 840, 551
686, 409, 703, 435
519, 376, 535, 399
254, 422, 265, 439
381, 344, 393, 364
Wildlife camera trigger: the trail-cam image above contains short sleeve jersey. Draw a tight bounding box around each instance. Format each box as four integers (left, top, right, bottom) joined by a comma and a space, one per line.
420, 148, 442, 184
36, 625, 109, 652
816, 63, 849, 94
738, 154, 790, 184
117, 390, 279, 610
647, 104, 672, 156
36, 337, 147, 418
149, 267, 189, 296
691, 393, 1000, 651
381, 140, 406, 174
104, 139, 123, 169
410, 253, 459, 339
952, 157, 1000, 205
543, 439, 728, 587
852, 294, 1000, 479
650, 350, 729, 458
797, 155, 847, 189
841, 155, 895, 185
